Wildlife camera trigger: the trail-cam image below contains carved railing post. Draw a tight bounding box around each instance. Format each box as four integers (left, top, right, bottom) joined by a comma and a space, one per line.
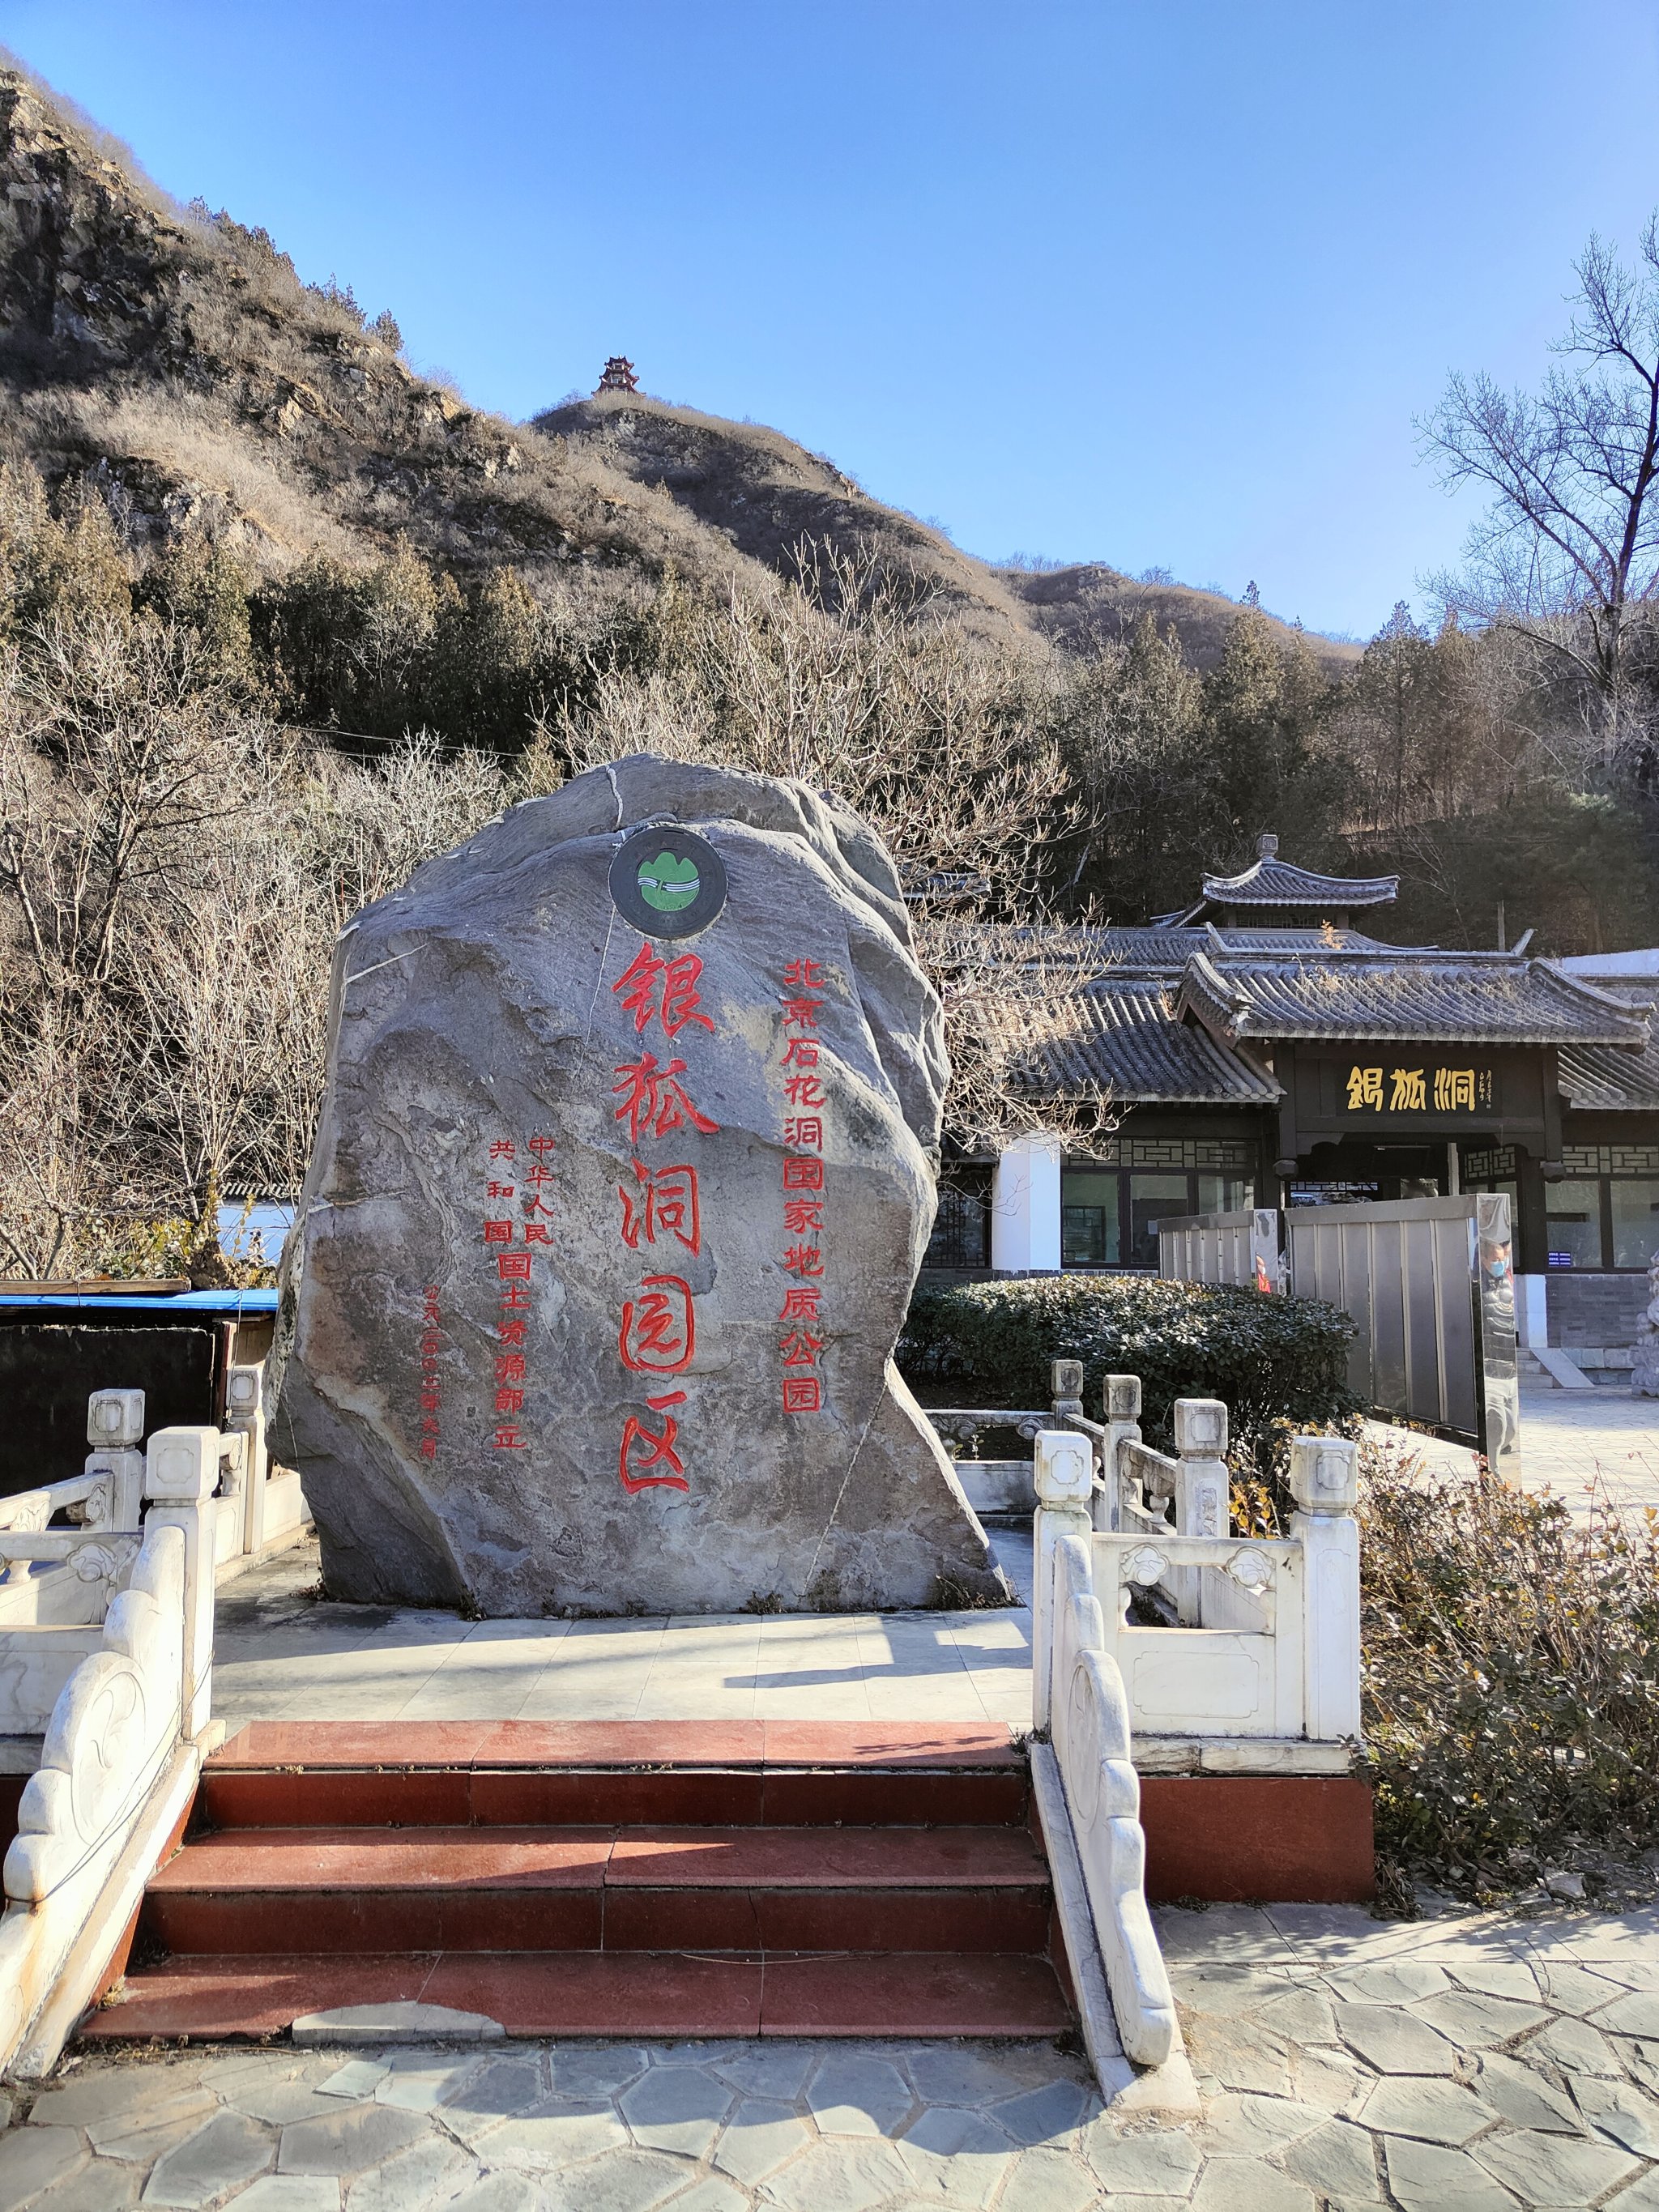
143, 1428, 220, 1738
1289, 1434, 1361, 1741
1172, 1399, 1228, 1538
225, 1366, 267, 1558
1102, 1374, 1141, 1532
1051, 1358, 1085, 1421
83, 1390, 145, 1532
1032, 1428, 1094, 1733
1171, 1397, 1229, 1626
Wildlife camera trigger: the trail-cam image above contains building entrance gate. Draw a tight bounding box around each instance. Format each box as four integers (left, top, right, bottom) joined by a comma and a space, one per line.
1160, 1193, 1520, 1468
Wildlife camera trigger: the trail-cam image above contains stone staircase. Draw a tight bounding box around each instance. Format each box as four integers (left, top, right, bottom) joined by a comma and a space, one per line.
1518, 1344, 1636, 1389
83, 1720, 1077, 2044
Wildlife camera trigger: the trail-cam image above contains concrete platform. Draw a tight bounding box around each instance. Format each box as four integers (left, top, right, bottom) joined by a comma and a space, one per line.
215, 1381, 1659, 1733
212, 1528, 1037, 1730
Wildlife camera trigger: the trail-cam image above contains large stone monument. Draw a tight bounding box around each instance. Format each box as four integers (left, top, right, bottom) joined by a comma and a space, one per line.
271, 757, 1010, 1615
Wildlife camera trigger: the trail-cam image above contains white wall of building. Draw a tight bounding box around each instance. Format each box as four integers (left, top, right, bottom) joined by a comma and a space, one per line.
992, 1136, 1063, 1272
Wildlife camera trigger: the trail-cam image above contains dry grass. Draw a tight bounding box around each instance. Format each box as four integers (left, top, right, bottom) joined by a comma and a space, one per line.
1000, 560, 1362, 675
531, 391, 1045, 653
19, 390, 365, 570
1359, 1435, 1659, 1904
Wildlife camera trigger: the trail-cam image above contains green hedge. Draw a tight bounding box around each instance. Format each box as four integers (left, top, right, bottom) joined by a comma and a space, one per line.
899, 1274, 1358, 1451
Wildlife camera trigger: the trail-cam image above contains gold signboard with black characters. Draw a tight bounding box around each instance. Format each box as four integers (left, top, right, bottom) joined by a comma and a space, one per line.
1344, 1064, 1495, 1115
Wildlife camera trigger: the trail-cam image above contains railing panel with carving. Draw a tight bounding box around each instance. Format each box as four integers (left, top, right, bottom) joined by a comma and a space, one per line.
1048, 1531, 1175, 2066
3, 1524, 184, 1905
0, 1530, 146, 1647
923, 1408, 1049, 1454
1095, 1534, 1303, 1740
1030, 1373, 1363, 2086
0, 1413, 221, 2078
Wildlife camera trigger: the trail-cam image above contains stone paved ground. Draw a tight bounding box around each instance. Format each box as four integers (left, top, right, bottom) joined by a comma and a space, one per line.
6, 1901, 1658, 2210
210, 1531, 1036, 1733
1370, 1386, 1659, 1524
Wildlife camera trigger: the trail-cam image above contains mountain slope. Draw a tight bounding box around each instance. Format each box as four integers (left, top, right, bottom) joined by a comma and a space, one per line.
530, 393, 1037, 643
996, 562, 1359, 673
0, 58, 1349, 671
0, 64, 778, 603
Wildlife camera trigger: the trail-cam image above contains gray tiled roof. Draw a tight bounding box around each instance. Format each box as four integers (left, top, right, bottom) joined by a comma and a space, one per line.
1100, 924, 1407, 967
988, 982, 1280, 1104
1179, 949, 1651, 1046
1194, 855, 1400, 909
948, 922, 1405, 975
1558, 987, 1659, 1109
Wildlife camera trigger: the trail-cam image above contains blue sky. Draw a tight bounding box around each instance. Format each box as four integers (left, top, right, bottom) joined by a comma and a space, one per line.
6, 1, 1658, 639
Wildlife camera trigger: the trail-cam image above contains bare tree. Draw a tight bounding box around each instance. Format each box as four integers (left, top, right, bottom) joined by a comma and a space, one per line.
0, 1008, 100, 1276
0, 616, 267, 993
296, 728, 514, 930
556, 543, 1093, 1147
1422, 219, 1659, 781
560, 543, 1075, 915
914, 909, 1118, 1155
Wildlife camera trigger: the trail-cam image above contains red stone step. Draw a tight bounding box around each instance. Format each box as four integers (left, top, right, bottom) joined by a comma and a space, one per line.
141, 1823, 1051, 1957
96, 1720, 1075, 2045
197, 1720, 1028, 1831
83, 1949, 1072, 2041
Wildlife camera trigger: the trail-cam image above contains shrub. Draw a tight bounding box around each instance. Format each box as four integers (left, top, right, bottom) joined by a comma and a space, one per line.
1361, 1438, 1659, 1902
898, 1273, 1358, 1450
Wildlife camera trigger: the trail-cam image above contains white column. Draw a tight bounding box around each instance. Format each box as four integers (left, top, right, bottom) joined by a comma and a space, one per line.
992, 1134, 1063, 1272
1515, 1274, 1548, 1346
1288, 1434, 1362, 1743
225, 1365, 268, 1558
1171, 1397, 1228, 1624
143, 1427, 221, 1739
1250, 1208, 1282, 1293
1102, 1373, 1142, 1531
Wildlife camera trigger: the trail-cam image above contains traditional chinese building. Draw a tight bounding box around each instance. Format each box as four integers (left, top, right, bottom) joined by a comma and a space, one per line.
928, 836, 1659, 1351
595, 355, 639, 394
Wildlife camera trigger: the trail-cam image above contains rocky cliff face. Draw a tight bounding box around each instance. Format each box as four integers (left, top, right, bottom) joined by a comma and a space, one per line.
0, 70, 766, 588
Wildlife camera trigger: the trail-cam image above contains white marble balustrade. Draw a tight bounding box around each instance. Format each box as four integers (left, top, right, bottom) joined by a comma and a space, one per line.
0, 1412, 224, 2080
1028, 1367, 1364, 2094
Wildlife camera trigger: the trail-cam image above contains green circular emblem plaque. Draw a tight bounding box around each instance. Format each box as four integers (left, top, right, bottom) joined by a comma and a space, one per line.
608, 825, 727, 940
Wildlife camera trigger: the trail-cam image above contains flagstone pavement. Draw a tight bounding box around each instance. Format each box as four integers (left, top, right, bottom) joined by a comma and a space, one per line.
1373, 1385, 1659, 1525
12, 1394, 1650, 2206
4, 1899, 1657, 2210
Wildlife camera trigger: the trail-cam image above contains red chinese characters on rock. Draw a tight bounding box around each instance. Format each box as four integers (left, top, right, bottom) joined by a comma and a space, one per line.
418, 1285, 442, 1460
619, 1391, 688, 1494
776, 957, 829, 1416
611, 941, 716, 1038
617, 1159, 701, 1255
612, 1054, 720, 1148
612, 938, 721, 1495
620, 1274, 695, 1374
481, 1134, 555, 1450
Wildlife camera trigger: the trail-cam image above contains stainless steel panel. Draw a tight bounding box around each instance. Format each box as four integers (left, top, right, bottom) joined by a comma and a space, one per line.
1283, 1196, 1506, 1452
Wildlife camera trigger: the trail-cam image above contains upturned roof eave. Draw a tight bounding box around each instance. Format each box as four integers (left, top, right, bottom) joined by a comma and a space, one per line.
1195, 855, 1401, 907
1171, 946, 1651, 1051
